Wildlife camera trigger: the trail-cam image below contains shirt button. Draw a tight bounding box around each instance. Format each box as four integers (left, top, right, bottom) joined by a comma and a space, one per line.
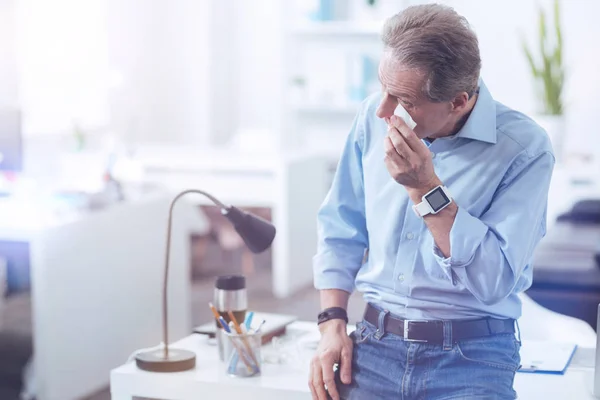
398, 274, 405, 282
406, 232, 414, 240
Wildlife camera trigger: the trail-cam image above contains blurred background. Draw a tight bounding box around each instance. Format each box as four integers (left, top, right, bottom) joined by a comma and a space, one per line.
0, 0, 599, 399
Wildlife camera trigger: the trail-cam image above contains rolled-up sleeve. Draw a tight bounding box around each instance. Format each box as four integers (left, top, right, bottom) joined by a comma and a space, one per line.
433, 150, 555, 305
312, 112, 368, 294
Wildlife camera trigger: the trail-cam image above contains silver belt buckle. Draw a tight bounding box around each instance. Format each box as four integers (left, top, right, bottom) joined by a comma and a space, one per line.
403, 320, 428, 342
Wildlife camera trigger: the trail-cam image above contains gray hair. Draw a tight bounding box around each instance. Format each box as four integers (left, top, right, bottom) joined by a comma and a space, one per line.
382, 4, 481, 102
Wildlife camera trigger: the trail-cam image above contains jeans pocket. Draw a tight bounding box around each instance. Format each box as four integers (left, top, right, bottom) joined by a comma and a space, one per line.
352, 320, 375, 344
455, 334, 520, 371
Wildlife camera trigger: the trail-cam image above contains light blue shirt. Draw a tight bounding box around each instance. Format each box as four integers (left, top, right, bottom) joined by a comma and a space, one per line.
313, 81, 555, 320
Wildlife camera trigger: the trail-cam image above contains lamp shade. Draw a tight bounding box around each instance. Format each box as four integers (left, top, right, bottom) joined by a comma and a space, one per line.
222, 206, 276, 253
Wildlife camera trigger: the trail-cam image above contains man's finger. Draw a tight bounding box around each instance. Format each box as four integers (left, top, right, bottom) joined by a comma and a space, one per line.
322, 359, 340, 400
312, 361, 329, 400
340, 345, 353, 384
383, 135, 395, 156
384, 135, 401, 159
391, 115, 427, 154
383, 136, 409, 173
387, 127, 416, 163
309, 360, 319, 400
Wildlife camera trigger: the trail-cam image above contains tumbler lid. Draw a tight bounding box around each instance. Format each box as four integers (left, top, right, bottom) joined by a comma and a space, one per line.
215, 275, 246, 291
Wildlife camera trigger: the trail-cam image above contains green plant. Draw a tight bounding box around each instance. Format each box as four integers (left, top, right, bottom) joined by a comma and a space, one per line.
522, 0, 564, 115
72, 121, 86, 151
290, 76, 306, 87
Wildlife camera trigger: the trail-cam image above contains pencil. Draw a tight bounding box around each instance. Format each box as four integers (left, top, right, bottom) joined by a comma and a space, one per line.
208, 302, 254, 373
208, 302, 221, 320
228, 310, 260, 367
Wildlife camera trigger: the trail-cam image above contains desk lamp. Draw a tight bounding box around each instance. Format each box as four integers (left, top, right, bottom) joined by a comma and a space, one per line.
135, 189, 276, 372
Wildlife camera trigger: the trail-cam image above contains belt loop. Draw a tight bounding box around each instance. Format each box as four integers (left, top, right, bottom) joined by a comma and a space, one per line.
374, 309, 389, 340
442, 321, 452, 350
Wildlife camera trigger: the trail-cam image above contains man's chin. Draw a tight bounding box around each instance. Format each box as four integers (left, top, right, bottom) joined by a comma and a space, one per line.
413, 126, 429, 140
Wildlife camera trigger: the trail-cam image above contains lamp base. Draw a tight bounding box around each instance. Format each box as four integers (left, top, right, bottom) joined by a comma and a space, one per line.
135, 348, 196, 372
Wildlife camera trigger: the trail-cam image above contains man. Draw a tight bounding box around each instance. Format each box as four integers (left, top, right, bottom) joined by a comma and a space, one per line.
309, 4, 554, 400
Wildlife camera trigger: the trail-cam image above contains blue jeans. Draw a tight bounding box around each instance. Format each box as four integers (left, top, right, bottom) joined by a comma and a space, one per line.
334, 319, 521, 400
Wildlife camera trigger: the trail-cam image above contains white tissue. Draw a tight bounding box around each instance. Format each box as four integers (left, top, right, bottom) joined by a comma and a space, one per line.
394, 104, 417, 130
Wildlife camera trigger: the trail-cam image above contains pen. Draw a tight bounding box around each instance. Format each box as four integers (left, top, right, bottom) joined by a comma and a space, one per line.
218, 317, 231, 333
244, 311, 254, 330
228, 322, 249, 374
228, 310, 260, 368
228, 315, 258, 374
208, 302, 253, 373
255, 319, 266, 333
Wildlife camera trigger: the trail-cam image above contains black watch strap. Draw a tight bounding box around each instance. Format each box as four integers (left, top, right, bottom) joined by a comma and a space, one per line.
317, 307, 348, 325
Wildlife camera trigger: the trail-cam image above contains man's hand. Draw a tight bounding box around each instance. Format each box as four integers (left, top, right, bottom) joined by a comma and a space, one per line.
384, 115, 436, 190
309, 320, 353, 400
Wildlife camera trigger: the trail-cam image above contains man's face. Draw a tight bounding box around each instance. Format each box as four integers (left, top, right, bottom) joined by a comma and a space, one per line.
376, 52, 454, 139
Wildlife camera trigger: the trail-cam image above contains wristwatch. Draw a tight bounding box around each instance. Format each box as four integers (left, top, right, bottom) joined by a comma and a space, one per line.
317, 307, 348, 325
412, 185, 453, 217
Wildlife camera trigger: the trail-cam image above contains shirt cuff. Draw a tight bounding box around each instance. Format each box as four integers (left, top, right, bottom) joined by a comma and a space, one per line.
313, 251, 358, 293
433, 206, 488, 268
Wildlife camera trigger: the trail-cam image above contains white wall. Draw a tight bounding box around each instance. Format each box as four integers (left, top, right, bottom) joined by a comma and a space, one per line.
16, 0, 110, 136
0, 0, 18, 108
231, 0, 285, 145
208, 2, 240, 146
107, 0, 211, 147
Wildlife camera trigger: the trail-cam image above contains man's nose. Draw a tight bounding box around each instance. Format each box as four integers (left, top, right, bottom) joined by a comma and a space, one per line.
376, 98, 395, 119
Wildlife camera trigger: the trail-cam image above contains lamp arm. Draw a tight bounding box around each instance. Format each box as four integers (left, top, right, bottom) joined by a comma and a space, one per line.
163, 189, 228, 358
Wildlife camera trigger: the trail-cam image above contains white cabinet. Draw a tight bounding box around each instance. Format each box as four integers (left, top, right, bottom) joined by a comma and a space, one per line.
0, 194, 205, 400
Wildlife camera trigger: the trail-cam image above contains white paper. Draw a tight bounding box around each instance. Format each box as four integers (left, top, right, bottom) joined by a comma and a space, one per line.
518, 340, 578, 374
394, 104, 417, 130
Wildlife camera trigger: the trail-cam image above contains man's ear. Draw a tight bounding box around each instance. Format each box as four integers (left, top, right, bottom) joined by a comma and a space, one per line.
450, 92, 469, 112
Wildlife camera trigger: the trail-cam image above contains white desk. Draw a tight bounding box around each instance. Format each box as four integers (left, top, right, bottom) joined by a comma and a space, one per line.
110, 321, 598, 400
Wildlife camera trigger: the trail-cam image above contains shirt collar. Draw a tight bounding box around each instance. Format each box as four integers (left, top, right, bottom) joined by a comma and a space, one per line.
455, 79, 497, 144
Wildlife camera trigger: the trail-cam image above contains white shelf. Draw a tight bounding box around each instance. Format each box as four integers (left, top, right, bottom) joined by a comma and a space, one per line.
290, 20, 383, 37
291, 103, 360, 114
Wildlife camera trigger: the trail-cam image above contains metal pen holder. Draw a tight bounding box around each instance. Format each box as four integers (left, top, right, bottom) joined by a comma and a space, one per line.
222, 330, 262, 377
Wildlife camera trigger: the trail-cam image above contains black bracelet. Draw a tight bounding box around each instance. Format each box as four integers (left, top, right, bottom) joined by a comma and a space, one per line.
317, 307, 348, 325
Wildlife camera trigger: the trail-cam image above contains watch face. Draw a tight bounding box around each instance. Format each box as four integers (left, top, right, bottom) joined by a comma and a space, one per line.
426, 187, 450, 212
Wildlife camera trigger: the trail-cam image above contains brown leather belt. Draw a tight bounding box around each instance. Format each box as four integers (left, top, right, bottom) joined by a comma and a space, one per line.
364, 303, 515, 344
